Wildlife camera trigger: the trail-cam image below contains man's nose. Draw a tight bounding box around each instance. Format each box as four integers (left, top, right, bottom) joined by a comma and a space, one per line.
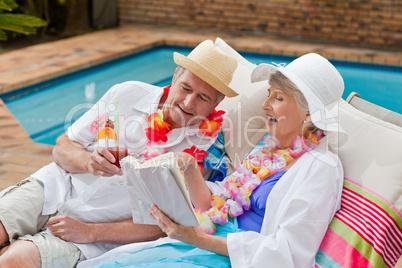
183, 94, 196, 108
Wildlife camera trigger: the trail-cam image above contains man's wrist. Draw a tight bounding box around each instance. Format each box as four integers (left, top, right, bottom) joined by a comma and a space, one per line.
83, 150, 94, 174
87, 222, 100, 243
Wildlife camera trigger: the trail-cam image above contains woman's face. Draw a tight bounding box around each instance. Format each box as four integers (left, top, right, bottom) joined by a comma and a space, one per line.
262, 86, 307, 148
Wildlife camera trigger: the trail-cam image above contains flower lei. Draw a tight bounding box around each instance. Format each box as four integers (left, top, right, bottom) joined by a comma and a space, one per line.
195, 132, 322, 234
143, 85, 225, 172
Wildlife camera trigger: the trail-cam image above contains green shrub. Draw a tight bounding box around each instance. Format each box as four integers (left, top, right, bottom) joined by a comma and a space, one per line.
0, 0, 47, 40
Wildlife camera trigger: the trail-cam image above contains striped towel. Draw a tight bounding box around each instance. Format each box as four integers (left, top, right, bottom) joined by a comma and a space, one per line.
316, 177, 402, 267
203, 130, 227, 182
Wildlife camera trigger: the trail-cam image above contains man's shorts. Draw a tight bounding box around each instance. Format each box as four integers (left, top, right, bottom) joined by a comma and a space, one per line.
0, 177, 85, 267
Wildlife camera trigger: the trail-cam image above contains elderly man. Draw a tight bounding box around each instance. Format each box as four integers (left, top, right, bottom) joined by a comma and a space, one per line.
0, 40, 238, 268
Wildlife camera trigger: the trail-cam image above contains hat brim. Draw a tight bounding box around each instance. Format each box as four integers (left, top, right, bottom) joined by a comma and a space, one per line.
251, 63, 346, 134
174, 52, 238, 97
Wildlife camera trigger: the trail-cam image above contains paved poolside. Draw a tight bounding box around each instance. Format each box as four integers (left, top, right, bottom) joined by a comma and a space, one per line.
0, 23, 401, 266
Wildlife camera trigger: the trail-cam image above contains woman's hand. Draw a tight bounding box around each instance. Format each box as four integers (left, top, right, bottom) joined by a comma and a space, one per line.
87, 147, 123, 177
148, 205, 201, 246
148, 205, 230, 256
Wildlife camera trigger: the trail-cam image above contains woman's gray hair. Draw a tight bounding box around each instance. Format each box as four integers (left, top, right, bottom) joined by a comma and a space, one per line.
269, 71, 321, 134
174, 66, 224, 105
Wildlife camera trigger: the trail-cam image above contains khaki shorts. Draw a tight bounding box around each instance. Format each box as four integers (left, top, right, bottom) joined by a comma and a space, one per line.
0, 177, 85, 268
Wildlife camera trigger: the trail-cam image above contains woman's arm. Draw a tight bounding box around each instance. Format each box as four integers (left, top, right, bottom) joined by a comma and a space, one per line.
175, 152, 213, 211
52, 132, 122, 176
149, 205, 229, 256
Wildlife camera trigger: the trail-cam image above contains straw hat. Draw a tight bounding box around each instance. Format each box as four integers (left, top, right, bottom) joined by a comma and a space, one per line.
174, 40, 239, 97
251, 53, 346, 134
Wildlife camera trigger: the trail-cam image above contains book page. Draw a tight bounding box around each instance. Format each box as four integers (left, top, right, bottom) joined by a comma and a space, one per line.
122, 153, 199, 226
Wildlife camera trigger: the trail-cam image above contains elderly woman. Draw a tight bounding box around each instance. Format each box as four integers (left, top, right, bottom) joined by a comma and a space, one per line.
92, 53, 345, 268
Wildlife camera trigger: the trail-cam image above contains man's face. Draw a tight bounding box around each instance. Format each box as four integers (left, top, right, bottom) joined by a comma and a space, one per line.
162, 70, 221, 129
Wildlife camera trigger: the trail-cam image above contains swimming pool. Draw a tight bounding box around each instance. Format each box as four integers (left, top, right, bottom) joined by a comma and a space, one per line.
2, 46, 402, 145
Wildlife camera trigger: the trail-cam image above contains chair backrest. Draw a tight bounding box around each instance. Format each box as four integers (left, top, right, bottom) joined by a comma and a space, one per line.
319, 95, 402, 268
346, 92, 402, 127
329, 97, 402, 211
215, 38, 267, 174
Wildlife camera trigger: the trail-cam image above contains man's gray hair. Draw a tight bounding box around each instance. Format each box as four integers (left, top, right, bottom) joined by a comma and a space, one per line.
174, 66, 225, 105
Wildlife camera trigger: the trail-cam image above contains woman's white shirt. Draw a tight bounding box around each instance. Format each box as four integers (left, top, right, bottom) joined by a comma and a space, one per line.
207, 136, 344, 268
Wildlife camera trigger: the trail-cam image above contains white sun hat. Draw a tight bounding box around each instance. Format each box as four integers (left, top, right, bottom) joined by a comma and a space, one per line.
174, 40, 239, 97
251, 53, 346, 135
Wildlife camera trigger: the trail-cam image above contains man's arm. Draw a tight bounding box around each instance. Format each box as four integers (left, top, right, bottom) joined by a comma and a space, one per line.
53, 132, 122, 176
46, 216, 165, 244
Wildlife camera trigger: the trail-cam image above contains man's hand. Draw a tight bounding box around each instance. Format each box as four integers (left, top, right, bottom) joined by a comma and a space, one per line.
46, 215, 94, 244
88, 147, 123, 177
47, 216, 166, 244
53, 133, 122, 176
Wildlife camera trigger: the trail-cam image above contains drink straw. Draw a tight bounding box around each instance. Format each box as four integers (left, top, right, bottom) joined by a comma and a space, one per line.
116, 101, 119, 148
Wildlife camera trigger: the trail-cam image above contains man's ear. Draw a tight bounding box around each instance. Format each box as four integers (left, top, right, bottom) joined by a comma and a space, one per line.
171, 70, 177, 83
213, 96, 225, 109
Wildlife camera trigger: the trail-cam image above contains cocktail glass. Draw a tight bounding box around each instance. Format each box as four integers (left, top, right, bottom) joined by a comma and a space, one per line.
106, 115, 127, 169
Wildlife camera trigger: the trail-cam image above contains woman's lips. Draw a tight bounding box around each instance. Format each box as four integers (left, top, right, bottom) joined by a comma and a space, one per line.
266, 114, 278, 126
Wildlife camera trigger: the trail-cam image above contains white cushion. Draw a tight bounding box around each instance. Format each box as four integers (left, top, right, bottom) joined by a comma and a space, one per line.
215, 38, 267, 174
329, 99, 402, 211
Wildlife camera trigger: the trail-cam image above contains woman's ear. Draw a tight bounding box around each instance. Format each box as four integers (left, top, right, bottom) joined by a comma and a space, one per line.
304, 112, 311, 123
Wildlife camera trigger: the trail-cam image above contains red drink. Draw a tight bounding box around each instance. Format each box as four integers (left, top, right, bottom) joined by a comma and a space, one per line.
108, 147, 128, 168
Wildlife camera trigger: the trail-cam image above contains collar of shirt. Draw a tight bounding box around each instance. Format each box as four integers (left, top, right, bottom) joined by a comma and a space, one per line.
131, 86, 164, 115
165, 123, 213, 149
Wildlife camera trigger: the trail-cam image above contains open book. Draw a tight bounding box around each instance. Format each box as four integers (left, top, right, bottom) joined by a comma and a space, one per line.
121, 153, 199, 226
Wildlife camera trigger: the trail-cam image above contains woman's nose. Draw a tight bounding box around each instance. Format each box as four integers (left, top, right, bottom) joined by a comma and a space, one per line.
262, 97, 271, 111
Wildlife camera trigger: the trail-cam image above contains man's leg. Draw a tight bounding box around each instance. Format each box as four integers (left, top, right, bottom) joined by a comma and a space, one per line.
0, 177, 51, 267
0, 240, 41, 268
18, 233, 84, 268
0, 178, 50, 244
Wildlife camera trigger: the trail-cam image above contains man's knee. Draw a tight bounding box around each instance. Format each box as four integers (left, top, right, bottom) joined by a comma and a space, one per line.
0, 240, 41, 268
0, 221, 9, 245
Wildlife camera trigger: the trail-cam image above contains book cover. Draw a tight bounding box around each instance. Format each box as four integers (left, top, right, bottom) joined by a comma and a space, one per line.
121, 153, 199, 226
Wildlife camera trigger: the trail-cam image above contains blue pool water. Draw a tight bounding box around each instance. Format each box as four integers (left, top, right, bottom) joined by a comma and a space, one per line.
2, 46, 402, 145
